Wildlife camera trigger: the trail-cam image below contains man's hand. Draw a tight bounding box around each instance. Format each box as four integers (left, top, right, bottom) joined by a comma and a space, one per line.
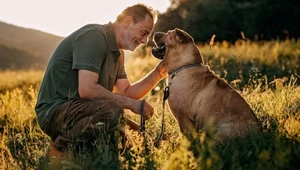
131, 99, 154, 120
155, 60, 167, 79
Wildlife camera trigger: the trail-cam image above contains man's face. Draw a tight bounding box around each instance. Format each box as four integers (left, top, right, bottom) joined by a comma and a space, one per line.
122, 15, 154, 51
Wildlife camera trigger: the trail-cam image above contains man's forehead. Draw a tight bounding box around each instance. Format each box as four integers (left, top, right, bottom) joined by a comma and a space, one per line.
138, 15, 154, 32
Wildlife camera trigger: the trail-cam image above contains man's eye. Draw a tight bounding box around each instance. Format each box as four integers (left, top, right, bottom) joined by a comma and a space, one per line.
141, 31, 147, 36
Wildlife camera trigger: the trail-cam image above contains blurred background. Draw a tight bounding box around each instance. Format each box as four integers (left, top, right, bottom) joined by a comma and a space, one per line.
155, 0, 300, 42
0, 0, 299, 86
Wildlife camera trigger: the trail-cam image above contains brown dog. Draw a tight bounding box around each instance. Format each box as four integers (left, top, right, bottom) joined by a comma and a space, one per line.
151, 28, 261, 142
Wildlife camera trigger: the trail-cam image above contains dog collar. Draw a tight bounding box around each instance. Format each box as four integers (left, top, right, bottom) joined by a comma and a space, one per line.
168, 63, 201, 76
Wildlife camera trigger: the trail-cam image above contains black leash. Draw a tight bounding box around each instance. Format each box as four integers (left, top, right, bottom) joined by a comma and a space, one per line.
139, 99, 146, 136
138, 86, 169, 147
153, 86, 169, 147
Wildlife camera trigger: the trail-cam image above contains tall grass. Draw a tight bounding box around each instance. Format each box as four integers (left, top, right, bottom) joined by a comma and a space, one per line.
200, 39, 300, 88
0, 39, 299, 169
0, 69, 44, 93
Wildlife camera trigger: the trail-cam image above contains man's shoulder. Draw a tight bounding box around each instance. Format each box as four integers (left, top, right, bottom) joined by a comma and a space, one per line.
72, 24, 108, 43
79, 24, 106, 34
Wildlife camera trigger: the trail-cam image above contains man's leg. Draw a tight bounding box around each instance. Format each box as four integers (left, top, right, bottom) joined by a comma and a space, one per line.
43, 98, 124, 160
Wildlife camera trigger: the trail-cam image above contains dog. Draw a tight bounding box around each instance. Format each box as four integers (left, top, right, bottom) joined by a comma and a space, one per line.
151, 28, 261, 142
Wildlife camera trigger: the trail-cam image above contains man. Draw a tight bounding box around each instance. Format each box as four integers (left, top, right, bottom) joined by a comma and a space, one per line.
35, 3, 166, 163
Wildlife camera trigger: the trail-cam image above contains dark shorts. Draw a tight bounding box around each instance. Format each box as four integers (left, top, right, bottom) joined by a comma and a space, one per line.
43, 98, 124, 150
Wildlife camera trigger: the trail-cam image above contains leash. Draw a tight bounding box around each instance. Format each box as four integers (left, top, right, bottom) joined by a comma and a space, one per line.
153, 86, 169, 147
138, 86, 169, 147
139, 99, 146, 136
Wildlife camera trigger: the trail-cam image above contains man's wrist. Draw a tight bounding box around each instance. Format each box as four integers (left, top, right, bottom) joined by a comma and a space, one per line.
155, 68, 164, 80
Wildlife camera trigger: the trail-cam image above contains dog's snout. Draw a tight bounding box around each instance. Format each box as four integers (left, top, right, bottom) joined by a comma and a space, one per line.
153, 32, 166, 42
151, 32, 167, 60
154, 32, 165, 36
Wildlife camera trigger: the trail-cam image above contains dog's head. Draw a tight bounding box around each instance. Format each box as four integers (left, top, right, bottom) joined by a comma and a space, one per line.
151, 28, 203, 66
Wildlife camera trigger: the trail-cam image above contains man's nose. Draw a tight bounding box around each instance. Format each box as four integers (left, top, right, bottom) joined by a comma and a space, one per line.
141, 36, 148, 44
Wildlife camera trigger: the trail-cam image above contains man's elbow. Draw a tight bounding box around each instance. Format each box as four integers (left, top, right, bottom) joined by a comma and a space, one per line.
78, 88, 93, 99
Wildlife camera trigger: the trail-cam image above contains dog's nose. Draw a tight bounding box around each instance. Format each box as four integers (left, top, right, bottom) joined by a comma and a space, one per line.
153, 32, 166, 41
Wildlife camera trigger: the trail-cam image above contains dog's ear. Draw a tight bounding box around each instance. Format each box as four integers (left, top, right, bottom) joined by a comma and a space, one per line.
175, 28, 193, 44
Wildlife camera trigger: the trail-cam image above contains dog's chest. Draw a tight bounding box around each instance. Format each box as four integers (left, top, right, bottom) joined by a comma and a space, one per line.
166, 74, 194, 116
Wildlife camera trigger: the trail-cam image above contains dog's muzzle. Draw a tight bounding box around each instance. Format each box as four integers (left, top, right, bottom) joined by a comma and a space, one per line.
151, 32, 166, 60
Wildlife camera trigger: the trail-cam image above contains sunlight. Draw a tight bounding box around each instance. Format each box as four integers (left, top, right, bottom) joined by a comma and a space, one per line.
0, 0, 170, 36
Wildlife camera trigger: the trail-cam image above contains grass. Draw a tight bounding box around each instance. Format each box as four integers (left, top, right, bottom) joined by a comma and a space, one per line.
0, 39, 300, 170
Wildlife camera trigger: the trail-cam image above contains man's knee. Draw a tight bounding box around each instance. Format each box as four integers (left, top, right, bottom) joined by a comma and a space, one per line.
92, 100, 124, 130
104, 100, 124, 120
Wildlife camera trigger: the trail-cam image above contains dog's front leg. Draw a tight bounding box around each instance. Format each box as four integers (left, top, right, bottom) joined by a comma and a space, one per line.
178, 118, 203, 157
178, 119, 198, 141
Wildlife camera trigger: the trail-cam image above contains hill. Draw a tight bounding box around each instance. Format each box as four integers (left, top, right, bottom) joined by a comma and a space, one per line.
0, 21, 64, 69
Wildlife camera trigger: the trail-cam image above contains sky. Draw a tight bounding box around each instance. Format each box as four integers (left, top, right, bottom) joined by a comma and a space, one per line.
0, 0, 171, 37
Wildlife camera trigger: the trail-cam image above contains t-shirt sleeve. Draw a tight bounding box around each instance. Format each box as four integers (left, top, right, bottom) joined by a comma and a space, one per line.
72, 29, 107, 73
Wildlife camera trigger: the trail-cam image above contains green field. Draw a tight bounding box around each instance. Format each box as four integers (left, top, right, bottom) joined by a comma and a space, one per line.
0, 39, 299, 170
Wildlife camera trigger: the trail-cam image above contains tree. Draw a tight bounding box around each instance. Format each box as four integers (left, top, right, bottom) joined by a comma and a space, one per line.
154, 0, 300, 43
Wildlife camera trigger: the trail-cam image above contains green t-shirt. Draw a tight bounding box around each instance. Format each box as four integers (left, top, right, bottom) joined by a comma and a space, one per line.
35, 23, 127, 128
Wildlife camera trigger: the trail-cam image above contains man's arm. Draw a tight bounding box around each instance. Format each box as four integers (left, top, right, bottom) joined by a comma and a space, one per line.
114, 60, 166, 99
78, 69, 153, 118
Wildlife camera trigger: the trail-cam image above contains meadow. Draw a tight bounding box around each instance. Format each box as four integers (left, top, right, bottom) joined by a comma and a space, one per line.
0, 39, 299, 170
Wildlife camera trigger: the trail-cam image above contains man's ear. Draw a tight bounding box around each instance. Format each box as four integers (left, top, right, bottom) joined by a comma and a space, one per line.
123, 16, 134, 29
175, 28, 193, 43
